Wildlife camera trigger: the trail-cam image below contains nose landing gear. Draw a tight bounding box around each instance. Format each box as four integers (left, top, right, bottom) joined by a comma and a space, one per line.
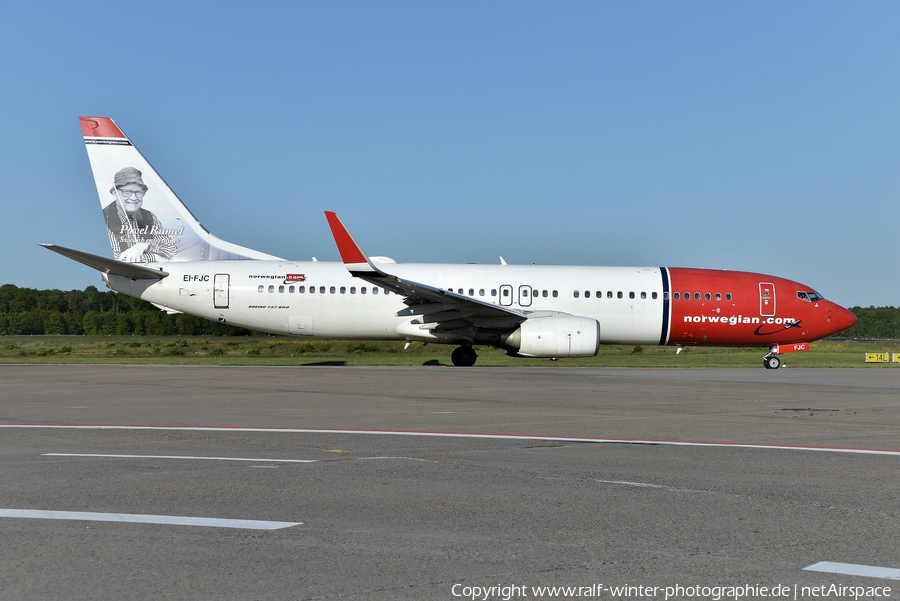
763, 342, 810, 369
763, 355, 781, 369
451, 345, 478, 367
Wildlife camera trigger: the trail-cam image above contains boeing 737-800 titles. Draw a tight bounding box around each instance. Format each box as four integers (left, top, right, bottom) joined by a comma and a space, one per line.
43, 117, 857, 367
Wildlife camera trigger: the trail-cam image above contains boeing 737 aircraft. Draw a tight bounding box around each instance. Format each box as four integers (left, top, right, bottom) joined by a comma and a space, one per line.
43, 117, 857, 367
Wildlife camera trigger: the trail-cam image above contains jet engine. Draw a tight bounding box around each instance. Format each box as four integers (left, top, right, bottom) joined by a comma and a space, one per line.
503, 314, 600, 358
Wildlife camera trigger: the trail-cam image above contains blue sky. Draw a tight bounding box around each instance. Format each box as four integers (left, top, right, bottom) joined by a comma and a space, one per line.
1, 0, 897, 307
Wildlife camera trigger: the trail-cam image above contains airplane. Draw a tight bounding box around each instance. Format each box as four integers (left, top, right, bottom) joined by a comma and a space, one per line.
42, 116, 857, 368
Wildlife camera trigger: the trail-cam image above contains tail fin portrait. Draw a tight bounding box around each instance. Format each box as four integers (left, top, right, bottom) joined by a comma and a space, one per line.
80, 116, 282, 263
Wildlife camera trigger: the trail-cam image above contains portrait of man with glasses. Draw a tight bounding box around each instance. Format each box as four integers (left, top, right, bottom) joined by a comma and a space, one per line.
102, 166, 178, 262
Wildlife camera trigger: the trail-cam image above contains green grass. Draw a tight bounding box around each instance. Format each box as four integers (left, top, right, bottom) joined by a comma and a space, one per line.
1, 336, 897, 367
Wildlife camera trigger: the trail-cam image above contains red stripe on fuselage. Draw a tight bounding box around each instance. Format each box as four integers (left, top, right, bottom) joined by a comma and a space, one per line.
666, 268, 848, 347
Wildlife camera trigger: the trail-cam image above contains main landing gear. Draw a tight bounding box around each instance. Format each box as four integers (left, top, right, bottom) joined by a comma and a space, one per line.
451, 345, 478, 367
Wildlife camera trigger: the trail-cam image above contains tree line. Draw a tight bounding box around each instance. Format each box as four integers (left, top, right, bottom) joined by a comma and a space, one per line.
1, 284, 898, 338
0, 284, 256, 336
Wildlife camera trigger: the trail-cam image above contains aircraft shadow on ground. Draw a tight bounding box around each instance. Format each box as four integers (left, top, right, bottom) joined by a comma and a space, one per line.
300, 361, 348, 366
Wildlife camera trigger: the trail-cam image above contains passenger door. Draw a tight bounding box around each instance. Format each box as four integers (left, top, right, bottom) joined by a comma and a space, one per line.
214, 274, 230, 309
759, 282, 775, 317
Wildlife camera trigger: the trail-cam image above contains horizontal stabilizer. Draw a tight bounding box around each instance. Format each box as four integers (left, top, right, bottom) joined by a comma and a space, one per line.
40, 244, 169, 280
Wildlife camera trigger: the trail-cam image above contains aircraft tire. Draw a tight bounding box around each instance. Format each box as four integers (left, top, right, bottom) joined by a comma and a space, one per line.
451, 346, 477, 367
764, 356, 781, 369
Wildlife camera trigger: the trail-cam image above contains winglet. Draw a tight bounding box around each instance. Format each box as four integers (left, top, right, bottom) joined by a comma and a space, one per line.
324, 211, 376, 273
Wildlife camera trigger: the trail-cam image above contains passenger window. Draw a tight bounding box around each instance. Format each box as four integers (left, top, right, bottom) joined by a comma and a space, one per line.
726, 293, 732, 301
542, 290, 548, 298
574, 291, 580, 298
641, 292, 647, 299
268, 285, 275, 293
361, 287, 366, 294
552, 290, 558, 298
684, 291, 690, 299
384, 289, 390, 295
258, 285, 264, 293
491, 289, 497, 296
715, 292, 721, 301
372, 288, 378, 295
299, 286, 305, 293
309, 286, 315, 294
674, 292, 679, 300
350, 287, 356, 294
319, 286, 326, 294
629, 291, 635, 299
289, 286, 295, 293
503, 289, 509, 297
458, 288, 463, 294
584, 291, 590, 298
340, 287, 346, 294
617, 291, 623, 299
279, 285, 285, 293
694, 292, 701, 300
704, 292, 711, 301
479, 289, 485, 296
329, 286, 336, 294
596, 291, 602, 298
469, 288, 475, 296
607, 291, 613, 299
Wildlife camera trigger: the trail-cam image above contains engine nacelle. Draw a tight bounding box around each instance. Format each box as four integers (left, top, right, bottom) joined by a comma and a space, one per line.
504, 314, 600, 358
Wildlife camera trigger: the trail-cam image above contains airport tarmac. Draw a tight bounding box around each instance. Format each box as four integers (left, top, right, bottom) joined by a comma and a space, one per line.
1, 365, 898, 600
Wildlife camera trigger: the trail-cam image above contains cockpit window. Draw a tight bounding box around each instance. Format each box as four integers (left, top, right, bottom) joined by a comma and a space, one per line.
797, 290, 826, 302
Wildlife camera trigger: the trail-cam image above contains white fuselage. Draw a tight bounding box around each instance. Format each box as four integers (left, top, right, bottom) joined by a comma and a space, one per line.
111, 260, 667, 345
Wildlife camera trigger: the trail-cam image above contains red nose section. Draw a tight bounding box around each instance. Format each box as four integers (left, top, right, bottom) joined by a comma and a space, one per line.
833, 305, 857, 335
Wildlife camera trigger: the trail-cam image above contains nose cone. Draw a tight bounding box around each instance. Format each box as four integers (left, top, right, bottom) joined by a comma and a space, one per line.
832, 305, 857, 335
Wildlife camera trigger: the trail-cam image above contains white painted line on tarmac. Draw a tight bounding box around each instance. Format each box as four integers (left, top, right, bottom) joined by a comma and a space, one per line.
42, 453, 431, 463
5, 424, 899, 456
804, 561, 900, 580
358, 456, 433, 462
0, 509, 301, 530
43, 453, 318, 463
596, 479, 667, 488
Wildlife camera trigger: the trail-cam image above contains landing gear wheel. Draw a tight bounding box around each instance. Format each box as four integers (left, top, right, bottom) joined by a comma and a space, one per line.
451, 346, 477, 367
764, 356, 781, 370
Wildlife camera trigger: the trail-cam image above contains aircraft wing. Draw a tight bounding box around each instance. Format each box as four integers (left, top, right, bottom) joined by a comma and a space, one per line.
41, 244, 169, 280
324, 212, 526, 332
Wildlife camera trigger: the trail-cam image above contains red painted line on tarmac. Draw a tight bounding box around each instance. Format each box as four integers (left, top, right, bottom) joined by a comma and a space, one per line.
2, 424, 899, 456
